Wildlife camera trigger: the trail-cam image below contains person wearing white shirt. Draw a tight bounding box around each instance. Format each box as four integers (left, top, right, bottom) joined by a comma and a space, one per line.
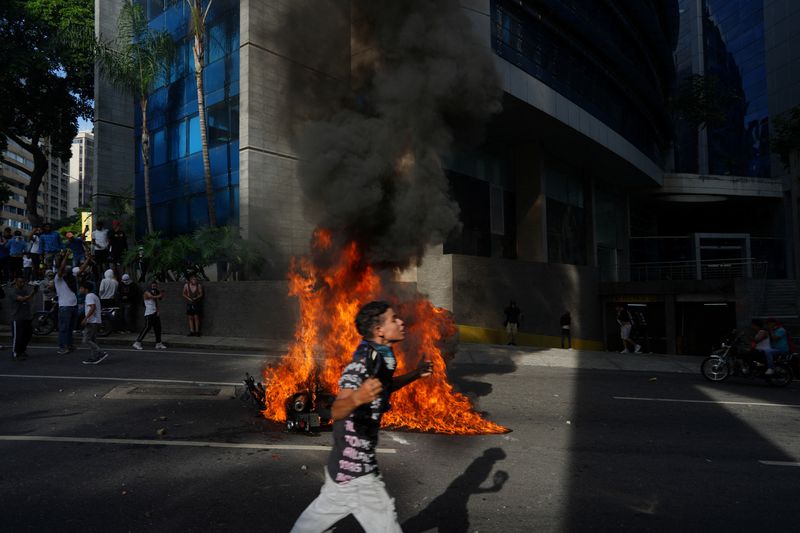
80, 282, 108, 365
54, 250, 89, 354
92, 221, 110, 269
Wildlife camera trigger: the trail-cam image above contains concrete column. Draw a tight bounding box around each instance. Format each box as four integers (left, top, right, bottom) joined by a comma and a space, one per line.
584, 174, 597, 267
417, 244, 454, 312
790, 151, 800, 282
515, 143, 547, 262
94, 0, 135, 216
665, 294, 677, 354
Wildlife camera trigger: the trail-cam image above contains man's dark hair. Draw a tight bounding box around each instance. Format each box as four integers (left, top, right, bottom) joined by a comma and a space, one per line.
752, 318, 764, 328
79, 281, 93, 291
355, 300, 391, 338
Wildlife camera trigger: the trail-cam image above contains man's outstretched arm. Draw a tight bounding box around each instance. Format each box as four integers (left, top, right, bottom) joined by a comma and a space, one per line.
390, 360, 433, 392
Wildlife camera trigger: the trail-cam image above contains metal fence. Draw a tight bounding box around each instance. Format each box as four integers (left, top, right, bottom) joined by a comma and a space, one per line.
600, 258, 769, 283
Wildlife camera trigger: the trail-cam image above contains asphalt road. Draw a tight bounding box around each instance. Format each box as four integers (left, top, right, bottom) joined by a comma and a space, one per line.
1, 344, 799, 532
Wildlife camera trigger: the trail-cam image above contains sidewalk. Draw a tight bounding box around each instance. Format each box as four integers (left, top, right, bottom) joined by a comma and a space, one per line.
0, 325, 703, 374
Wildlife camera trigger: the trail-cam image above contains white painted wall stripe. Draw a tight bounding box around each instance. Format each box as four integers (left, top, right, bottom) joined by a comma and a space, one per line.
0, 373, 240, 387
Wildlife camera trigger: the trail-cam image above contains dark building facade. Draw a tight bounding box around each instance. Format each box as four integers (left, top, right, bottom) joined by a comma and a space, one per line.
95, 0, 799, 354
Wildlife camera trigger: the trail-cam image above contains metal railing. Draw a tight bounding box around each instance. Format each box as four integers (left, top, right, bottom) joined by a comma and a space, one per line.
599, 258, 769, 283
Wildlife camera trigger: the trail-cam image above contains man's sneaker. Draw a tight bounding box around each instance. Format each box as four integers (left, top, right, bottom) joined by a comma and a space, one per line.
132, 342, 143, 350
155, 343, 167, 350
765, 368, 775, 376
57, 348, 68, 355
12, 352, 25, 361
634, 345, 642, 353
620, 349, 630, 354
82, 352, 109, 365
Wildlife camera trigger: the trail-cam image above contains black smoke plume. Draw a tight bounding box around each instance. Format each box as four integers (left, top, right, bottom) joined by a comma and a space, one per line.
284, 0, 501, 268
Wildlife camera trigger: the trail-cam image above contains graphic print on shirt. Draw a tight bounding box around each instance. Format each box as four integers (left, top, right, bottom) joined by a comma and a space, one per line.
327, 342, 397, 483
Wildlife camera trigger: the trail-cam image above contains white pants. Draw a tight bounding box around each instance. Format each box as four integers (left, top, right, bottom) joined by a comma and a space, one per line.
290, 470, 402, 533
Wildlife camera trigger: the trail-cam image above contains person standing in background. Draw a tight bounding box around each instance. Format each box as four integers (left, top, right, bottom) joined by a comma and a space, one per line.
22, 254, 33, 282
8, 230, 27, 278
503, 300, 522, 346
65, 231, 86, 268
182, 274, 204, 336
79, 281, 108, 365
109, 220, 128, 271
40, 223, 63, 273
117, 273, 139, 333
92, 221, 110, 271
133, 280, 167, 351
28, 225, 42, 279
98, 269, 118, 309
10, 274, 36, 361
0, 228, 11, 283
615, 304, 641, 354
560, 311, 572, 349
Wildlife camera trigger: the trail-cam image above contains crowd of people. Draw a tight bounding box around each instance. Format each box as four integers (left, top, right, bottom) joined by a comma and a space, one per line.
4, 221, 205, 364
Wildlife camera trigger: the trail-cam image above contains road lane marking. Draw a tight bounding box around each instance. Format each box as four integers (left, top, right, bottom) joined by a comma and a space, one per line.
25, 346, 281, 358
613, 396, 800, 408
759, 460, 800, 467
0, 435, 396, 453
0, 373, 240, 387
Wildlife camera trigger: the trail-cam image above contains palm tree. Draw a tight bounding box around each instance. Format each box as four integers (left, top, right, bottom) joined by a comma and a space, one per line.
186, 0, 217, 227
95, 2, 174, 234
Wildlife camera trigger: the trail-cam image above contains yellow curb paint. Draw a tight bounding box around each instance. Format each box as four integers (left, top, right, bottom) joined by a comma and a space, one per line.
457, 325, 604, 351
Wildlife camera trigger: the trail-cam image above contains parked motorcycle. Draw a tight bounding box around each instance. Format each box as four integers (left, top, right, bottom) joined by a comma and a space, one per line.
32, 298, 58, 336
701, 331, 794, 387
33, 297, 118, 337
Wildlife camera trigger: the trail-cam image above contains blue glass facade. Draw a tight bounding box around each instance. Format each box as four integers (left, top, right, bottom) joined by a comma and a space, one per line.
133, 0, 239, 236
705, 0, 770, 177
673, 0, 770, 177
490, 0, 678, 165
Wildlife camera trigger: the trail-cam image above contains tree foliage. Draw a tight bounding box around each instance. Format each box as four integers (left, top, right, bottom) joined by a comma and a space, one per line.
671, 74, 741, 130
0, 0, 94, 226
770, 106, 800, 172
123, 226, 265, 282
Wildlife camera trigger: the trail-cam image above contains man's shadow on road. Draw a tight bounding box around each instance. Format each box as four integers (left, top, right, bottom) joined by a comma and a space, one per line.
402, 447, 509, 533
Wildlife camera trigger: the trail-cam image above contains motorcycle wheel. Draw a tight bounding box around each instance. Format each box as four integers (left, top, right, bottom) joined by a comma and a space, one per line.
765, 365, 793, 388
701, 357, 730, 382
33, 315, 56, 336
97, 318, 113, 337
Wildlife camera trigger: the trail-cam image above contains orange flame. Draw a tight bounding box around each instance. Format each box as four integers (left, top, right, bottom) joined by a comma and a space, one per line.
261, 230, 507, 434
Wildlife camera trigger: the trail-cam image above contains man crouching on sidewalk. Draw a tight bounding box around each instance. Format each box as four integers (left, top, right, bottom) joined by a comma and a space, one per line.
290, 300, 433, 533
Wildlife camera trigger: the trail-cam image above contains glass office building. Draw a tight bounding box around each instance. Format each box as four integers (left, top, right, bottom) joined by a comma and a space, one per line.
132, 0, 240, 235
673, 0, 770, 177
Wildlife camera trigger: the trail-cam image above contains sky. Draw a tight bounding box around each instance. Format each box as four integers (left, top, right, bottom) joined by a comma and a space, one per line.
78, 116, 93, 132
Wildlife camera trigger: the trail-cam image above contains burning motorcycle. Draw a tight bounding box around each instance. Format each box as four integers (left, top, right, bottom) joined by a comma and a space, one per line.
242, 373, 335, 433
701, 331, 794, 387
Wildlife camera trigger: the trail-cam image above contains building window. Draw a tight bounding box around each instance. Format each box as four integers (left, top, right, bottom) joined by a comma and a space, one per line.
169, 120, 187, 160
188, 115, 201, 154
207, 97, 239, 146
152, 128, 167, 166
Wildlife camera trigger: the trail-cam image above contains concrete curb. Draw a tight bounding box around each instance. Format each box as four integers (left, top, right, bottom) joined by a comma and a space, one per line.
454, 343, 703, 374
0, 329, 704, 374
